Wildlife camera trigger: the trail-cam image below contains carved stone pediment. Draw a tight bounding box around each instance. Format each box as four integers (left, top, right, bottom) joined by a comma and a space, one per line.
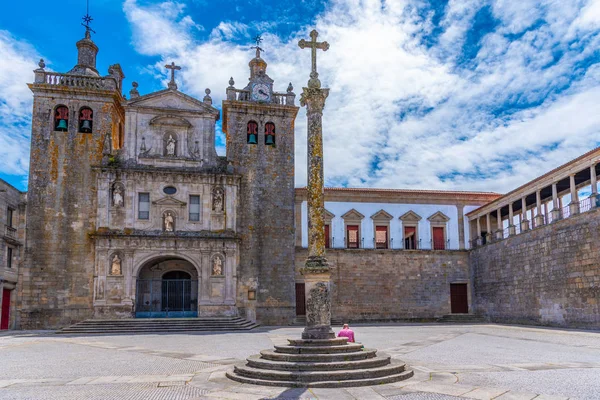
370, 209, 393, 221
341, 209, 365, 221
427, 211, 450, 223
399, 210, 422, 222
126, 89, 219, 116
323, 209, 335, 222
152, 196, 187, 207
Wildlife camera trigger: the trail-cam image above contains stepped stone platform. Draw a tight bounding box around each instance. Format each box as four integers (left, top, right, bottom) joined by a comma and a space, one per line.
226, 337, 413, 388
58, 317, 259, 334
437, 314, 487, 323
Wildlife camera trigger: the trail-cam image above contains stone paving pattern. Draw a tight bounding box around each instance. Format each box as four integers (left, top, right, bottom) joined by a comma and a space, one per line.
0, 323, 598, 399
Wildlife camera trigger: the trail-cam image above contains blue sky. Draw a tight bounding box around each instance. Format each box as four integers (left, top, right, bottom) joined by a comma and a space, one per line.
1, 0, 600, 192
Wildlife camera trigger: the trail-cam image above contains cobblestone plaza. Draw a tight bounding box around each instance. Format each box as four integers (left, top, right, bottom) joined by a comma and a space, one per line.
1, 323, 598, 400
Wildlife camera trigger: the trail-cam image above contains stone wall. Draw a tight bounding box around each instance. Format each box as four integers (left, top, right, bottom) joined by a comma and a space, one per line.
295, 248, 470, 321
470, 208, 600, 329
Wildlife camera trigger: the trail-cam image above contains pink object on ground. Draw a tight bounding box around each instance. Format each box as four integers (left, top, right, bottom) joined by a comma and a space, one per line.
337, 328, 355, 342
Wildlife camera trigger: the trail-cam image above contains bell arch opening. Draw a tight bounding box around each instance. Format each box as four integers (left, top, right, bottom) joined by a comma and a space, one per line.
135, 256, 199, 318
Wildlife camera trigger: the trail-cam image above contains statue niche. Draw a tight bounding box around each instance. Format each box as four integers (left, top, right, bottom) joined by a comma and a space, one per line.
111, 182, 125, 207
110, 253, 122, 275
163, 211, 175, 232
212, 186, 224, 213
163, 133, 177, 157
212, 255, 224, 276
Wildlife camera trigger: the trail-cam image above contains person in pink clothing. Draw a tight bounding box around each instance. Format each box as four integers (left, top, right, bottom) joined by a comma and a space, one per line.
337, 324, 355, 342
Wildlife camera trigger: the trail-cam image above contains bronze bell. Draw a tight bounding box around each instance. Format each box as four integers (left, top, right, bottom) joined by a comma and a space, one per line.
265, 134, 274, 145
81, 120, 92, 132
248, 133, 257, 144
56, 119, 68, 131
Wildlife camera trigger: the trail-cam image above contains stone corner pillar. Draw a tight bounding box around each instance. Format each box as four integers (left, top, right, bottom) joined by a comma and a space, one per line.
569, 201, 580, 215
508, 225, 516, 236
520, 219, 530, 232
534, 214, 545, 228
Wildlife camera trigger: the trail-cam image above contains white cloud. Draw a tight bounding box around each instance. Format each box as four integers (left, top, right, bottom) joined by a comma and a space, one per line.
123, 0, 600, 194
0, 30, 40, 178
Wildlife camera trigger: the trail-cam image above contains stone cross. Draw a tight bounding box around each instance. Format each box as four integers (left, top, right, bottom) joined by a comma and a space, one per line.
298, 30, 330, 88
165, 62, 181, 90
298, 30, 334, 340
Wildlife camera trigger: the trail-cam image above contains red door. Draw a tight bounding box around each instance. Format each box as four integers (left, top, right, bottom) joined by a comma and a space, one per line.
295, 283, 306, 316
1, 289, 10, 330
433, 227, 445, 250
450, 284, 468, 314
324, 225, 330, 248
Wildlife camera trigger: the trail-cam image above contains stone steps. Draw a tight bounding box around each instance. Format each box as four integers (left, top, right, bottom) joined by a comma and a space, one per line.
437, 314, 487, 323
227, 336, 414, 387
259, 349, 377, 362
58, 317, 259, 334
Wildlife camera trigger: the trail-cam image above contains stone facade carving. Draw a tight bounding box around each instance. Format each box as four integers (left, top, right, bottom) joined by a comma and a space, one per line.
112, 183, 124, 207
165, 134, 176, 156
163, 211, 175, 232
212, 255, 223, 276
213, 186, 224, 212
110, 253, 122, 275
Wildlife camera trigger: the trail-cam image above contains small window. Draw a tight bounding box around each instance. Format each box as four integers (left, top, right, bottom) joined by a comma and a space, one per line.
265, 122, 276, 146
6, 208, 14, 228
7, 247, 13, 268
189, 195, 200, 222
376, 225, 388, 249
55, 105, 69, 131
247, 121, 258, 144
347, 225, 359, 249
138, 193, 150, 220
163, 186, 177, 195
79, 107, 93, 133
404, 226, 417, 249
324, 224, 330, 249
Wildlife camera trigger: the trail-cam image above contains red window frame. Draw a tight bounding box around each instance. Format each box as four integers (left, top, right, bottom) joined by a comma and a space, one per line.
347, 225, 359, 248
375, 225, 388, 249
404, 226, 416, 249
433, 227, 445, 250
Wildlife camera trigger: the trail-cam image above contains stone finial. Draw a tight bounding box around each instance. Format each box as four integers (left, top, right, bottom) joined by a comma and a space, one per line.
203, 88, 212, 105
140, 136, 146, 152
38, 59, 46, 69
228, 77, 235, 87
129, 81, 140, 99
287, 82, 294, 93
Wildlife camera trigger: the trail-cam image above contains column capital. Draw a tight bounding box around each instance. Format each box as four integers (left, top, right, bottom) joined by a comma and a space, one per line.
300, 87, 330, 114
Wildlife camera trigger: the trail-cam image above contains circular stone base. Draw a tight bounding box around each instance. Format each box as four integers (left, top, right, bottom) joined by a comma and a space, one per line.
226, 337, 414, 388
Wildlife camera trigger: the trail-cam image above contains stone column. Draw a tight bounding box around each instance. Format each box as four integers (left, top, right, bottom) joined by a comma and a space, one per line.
496, 209, 503, 240
508, 203, 516, 236
551, 183, 561, 221
569, 174, 580, 215
591, 165, 598, 208
476, 216, 482, 246
534, 190, 545, 227
457, 205, 465, 250
485, 213, 492, 243
299, 30, 334, 340
520, 197, 529, 232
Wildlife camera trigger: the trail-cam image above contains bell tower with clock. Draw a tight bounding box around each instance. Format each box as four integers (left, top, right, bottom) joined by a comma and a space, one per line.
223, 40, 299, 325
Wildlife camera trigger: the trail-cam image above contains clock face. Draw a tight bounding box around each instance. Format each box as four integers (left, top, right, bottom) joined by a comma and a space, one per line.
251, 83, 271, 102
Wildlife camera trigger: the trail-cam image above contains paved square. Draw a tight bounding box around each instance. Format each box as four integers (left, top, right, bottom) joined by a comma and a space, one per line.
0, 323, 598, 399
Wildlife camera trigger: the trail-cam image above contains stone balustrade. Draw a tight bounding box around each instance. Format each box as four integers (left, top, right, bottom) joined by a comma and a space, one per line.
467, 147, 600, 247
4, 225, 16, 240
226, 87, 296, 106
33, 70, 117, 91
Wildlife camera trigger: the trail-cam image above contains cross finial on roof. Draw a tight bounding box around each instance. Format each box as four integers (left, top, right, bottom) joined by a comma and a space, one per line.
298, 30, 329, 88
81, 0, 96, 38
165, 61, 181, 90
250, 34, 264, 58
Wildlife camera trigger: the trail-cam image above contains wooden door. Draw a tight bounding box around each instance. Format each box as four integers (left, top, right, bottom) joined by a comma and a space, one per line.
324, 224, 330, 248
450, 284, 468, 314
295, 283, 306, 316
433, 227, 445, 250
1, 289, 10, 330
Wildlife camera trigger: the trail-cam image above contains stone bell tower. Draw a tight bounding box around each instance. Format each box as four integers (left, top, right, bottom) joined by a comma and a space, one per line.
222, 42, 299, 325
19, 23, 125, 329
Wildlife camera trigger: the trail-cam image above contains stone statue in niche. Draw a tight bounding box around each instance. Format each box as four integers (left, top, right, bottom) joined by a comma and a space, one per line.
213, 187, 224, 212
166, 134, 176, 156
164, 211, 175, 232
110, 254, 122, 275
112, 184, 124, 207
212, 257, 223, 276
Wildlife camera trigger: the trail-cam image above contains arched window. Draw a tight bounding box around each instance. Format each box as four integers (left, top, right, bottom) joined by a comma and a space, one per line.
54, 105, 69, 132
79, 107, 93, 133
247, 121, 258, 144
265, 122, 275, 146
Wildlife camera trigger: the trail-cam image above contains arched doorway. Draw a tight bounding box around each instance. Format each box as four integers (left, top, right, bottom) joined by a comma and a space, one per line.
135, 257, 199, 318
